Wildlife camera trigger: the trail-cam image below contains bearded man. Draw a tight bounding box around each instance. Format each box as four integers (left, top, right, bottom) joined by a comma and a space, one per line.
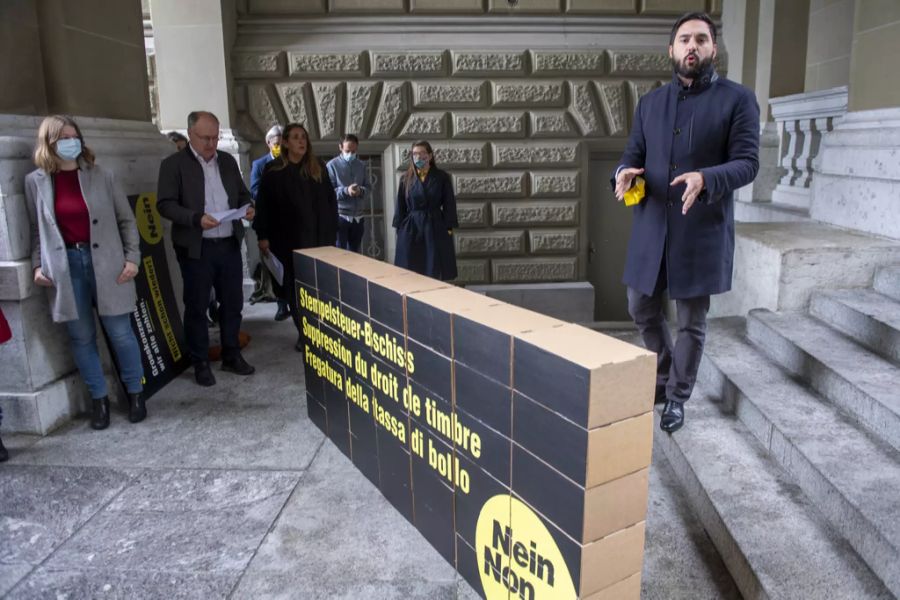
612, 12, 760, 433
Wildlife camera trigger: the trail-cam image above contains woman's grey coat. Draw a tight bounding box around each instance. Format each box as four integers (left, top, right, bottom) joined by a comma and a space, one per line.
25, 164, 141, 323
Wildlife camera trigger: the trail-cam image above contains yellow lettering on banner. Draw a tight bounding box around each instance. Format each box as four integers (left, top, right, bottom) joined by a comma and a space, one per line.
477, 496, 576, 600
304, 345, 343, 392
427, 437, 470, 493
142, 256, 181, 362
425, 398, 482, 459
302, 317, 353, 368
363, 322, 416, 375
345, 375, 370, 413
298, 287, 362, 340
372, 396, 407, 444
369, 361, 400, 404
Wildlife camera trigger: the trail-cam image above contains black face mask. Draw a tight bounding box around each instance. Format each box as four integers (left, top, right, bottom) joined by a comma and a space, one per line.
672, 52, 715, 81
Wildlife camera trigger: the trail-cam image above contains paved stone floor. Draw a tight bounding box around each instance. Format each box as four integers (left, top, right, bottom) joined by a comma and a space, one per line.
0, 303, 739, 599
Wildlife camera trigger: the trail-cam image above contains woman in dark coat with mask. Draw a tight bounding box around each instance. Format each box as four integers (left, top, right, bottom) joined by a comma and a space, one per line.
393, 140, 458, 281
254, 122, 338, 349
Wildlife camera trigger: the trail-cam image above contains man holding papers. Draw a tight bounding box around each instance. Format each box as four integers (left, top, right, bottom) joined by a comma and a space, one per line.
157, 111, 256, 386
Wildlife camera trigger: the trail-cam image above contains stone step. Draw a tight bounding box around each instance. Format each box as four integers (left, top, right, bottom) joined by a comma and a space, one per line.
810, 289, 900, 365
734, 199, 810, 223
710, 222, 900, 318
874, 265, 900, 301
656, 392, 891, 600
698, 318, 900, 597
746, 308, 900, 452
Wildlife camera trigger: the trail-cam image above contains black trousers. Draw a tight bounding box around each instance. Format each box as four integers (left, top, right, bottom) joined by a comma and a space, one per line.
277, 252, 302, 337
337, 218, 365, 253
626, 259, 710, 404
176, 237, 244, 364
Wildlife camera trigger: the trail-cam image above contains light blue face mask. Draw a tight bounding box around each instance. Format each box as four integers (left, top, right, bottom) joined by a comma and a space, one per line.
56, 138, 82, 161
342, 152, 356, 162
414, 158, 427, 169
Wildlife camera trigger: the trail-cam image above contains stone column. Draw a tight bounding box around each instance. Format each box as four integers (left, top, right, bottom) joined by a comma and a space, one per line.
0, 0, 173, 434
149, 0, 258, 297
848, 1, 900, 112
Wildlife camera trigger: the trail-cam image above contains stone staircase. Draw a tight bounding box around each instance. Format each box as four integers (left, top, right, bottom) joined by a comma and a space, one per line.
656, 264, 900, 599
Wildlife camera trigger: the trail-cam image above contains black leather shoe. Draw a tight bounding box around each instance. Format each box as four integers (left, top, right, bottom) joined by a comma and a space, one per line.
127, 392, 147, 423
0, 436, 8, 462
195, 362, 216, 387
275, 302, 290, 321
655, 385, 667, 405
660, 400, 685, 433
90, 396, 110, 430
222, 355, 255, 375
295, 335, 304, 353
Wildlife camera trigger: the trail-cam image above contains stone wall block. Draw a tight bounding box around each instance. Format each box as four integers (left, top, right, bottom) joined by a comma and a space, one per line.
569, 81, 602, 135
288, 52, 365, 77
370, 82, 409, 139
491, 257, 577, 282
610, 51, 671, 76
455, 230, 525, 256
330, 0, 406, 12
456, 202, 489, 228
454, 259, 489, 284
487, 0, 563, 13
275, 82, 318, 138
596, 81, 628, 136
248, 0, 327, 13
566, 0, 636, 13
410, 0, 485, 12
346, 81, 382, 137
530, 171, 579, 196
451, 51, 526, 77
0, 260, 34, 301
453, 112, 525, 138
249, 84, 288, 139
413, 81, 488, 108
529, 228, 579, 253
491, 81, 566, 108
0, 189, 32, 262
398, 112, 449, 139
492, 142, 579, 167
454, 172, 526, 198
640, 0, 706, 14
529, 111, 579, 137
531, 50, 608, 76
371, 52, 446, 78
312, 82, 344, 140
0, 295, 76, 393
491, 200, 579, 226
233, 51, 285, 78
395, 142, 487, 170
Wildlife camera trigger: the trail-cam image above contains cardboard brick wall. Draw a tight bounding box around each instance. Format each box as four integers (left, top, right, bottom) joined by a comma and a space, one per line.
294, 248, 656, 600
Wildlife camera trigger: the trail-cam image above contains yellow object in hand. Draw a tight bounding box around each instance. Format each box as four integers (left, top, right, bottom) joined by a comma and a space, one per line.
624, 176, 646, 206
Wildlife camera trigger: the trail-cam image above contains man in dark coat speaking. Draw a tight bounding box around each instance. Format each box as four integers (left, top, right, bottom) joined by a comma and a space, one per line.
613, 12, 760, 433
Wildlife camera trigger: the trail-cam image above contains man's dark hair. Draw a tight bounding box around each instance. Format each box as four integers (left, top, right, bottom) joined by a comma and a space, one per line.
187, 111, 220, 130
167, 131, 188, 144
669, 12, 717, 45
340, 133, 359, 145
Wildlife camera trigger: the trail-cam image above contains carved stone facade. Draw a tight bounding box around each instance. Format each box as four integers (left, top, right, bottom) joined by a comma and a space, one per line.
233, 45, 670, 284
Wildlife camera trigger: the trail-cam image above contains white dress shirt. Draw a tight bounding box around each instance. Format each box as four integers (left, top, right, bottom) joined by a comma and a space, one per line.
190, 146, 232, 239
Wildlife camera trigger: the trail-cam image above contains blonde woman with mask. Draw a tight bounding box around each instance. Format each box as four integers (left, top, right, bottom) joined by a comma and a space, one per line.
25, 115, 147, 430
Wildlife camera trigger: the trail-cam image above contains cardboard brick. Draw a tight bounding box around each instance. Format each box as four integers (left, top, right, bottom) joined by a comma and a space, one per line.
454, 361, 512, 438
457, 534, 509, 600
411, 457, 456, 566
316, 260, 341, 301
293, 250, 317, 288
377, 431, 414, 524
514, 324, 656, 429
453, 404, 512, 487
510, 431, 650, 544
454, 455, 510, 549
454, 304, 563, 386
406, 286, 500, 356
583, 571, 641, 600
306, 391, 327, 436
368, 273, 451, 334
407, 337, 453, 404
322, 358, 351, 459
368, 317, 411, 377
338, 259, 406, 314
513, 394, 653, 489
348, 380, 380, 488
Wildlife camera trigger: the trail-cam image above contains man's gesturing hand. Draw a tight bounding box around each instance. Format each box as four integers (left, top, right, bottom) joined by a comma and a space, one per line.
614, 167, 644, 202
200, 214, 220, 230
670, 171, 705, 215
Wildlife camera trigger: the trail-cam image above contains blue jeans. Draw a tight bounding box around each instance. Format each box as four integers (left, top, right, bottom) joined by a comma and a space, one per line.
65, 247, 144, 399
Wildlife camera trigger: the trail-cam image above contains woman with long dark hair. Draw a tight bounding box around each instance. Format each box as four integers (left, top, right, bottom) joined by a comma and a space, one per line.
393, 140, 458, 280
254, 123, 338, 350
25, 115, 146, 430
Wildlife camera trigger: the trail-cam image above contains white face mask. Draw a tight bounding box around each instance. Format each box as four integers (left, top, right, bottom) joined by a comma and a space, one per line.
342, 152, 356, 162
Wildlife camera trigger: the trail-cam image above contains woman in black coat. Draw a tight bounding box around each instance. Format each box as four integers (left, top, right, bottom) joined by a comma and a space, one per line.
255, 123, 338, 348
393, 140, 458, 281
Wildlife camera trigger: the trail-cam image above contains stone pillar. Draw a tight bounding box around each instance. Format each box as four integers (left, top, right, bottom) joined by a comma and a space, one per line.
848, 1, 900, 112
0, 1, 172, 434
149, 0, 258, 296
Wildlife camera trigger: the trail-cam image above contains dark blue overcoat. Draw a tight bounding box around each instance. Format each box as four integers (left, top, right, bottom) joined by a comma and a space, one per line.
616, 71, 760, 299
393, 168, 458, 280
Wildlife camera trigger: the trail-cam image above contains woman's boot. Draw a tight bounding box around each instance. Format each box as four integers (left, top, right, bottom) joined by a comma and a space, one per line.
128, 392, 147, 423
91, 396, 110, 430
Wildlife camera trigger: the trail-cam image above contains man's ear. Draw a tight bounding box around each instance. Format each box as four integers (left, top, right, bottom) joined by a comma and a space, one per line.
668, 45, 674, 59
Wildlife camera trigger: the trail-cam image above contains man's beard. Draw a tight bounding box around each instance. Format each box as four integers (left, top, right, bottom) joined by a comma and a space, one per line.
672, 53, 714, 79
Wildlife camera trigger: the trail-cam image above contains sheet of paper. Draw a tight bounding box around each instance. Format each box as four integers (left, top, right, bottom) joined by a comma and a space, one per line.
262, 251, 284, 286
210, 204, 249, 224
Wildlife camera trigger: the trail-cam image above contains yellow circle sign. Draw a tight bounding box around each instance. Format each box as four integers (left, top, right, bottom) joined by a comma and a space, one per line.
476, 494, 577, 600
135, 193, 163, 245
